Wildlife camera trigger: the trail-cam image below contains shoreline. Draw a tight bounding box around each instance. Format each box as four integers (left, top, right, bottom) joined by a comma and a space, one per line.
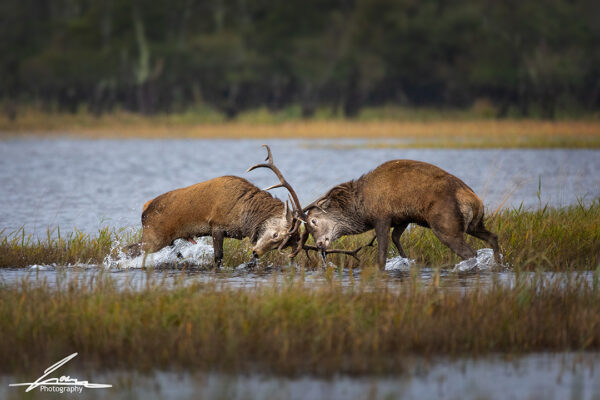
2, 116, 600, 148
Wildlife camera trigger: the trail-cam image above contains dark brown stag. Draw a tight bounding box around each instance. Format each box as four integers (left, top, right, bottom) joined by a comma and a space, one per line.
135, 146, 303, 266
304, 160, 501, 270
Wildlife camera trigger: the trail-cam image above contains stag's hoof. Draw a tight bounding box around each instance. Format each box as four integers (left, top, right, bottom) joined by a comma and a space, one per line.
246, 253, 259, 268
212, 258, 223, 269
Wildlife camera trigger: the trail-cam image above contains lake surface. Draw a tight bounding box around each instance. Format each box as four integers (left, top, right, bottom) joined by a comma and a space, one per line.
1, 139, 599, 236
2, 138, 599, 399
2, 353, 599, 400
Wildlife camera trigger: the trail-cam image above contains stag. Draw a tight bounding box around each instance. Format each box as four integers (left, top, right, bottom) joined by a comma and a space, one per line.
134, 146, 303, 266
304, 160, 501, 270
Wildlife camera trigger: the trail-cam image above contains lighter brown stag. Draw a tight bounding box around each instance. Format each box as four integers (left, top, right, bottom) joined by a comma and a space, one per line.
136, 146, 304, 266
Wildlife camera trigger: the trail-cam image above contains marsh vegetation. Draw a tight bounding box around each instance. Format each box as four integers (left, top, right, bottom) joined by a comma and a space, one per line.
2, 200, 598, 271
2, 267, 600, 376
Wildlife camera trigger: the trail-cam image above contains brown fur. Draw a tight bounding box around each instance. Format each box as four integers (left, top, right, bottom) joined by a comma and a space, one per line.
138, 175, 296, 265
305, 160, 500, 270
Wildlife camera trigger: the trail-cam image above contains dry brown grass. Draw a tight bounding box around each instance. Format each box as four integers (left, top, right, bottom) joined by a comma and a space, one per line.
1, 271, 599, 375
1, 110, 599, 148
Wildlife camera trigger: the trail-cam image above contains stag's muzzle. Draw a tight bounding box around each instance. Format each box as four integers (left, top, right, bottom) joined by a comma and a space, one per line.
316, 238, 330, 250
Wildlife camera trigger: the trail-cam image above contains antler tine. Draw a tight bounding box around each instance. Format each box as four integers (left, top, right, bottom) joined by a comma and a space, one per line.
246, 145, 282, 178
247, 144, 306, 221
277, 219, 303, 254
302, 235, 377, 261
289, 225, 309, 259
302, 245, 361, 261
246, 145, 273, 173
264, 183, 284, 191
265, 144, 274, 162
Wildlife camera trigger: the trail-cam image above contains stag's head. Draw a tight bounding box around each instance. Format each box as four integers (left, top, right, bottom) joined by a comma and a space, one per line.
304, 197, 340, 251
247, 145, 305, 258
252, 201, 302, 257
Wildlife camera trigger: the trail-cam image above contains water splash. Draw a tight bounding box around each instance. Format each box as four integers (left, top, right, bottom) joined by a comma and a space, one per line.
385, 256, 415, 272
453, 248, 500, 273
104, 238, 214, 269
29, 264, 54, 271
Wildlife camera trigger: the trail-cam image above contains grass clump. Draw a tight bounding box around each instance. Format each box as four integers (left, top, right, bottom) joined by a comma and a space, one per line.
0, 227, 138, 268
1, 271, 599, 375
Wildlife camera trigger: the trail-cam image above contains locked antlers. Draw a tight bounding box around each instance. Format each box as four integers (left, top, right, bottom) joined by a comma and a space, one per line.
247, 145, 305, 252
248, 144, 373, 263
291, 229, 376, 262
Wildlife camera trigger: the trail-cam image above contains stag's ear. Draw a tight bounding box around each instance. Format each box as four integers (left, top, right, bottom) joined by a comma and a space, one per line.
316, 197, 331, 209
303, 195, 331, 213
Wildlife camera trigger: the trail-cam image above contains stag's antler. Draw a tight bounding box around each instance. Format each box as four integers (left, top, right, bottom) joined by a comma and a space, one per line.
247, 145, 306, 252
308, 235, 377, 261
290, 233, 376, 262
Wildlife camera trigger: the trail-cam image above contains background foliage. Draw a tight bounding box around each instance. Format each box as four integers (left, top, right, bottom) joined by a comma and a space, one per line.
1, 0, 598, 119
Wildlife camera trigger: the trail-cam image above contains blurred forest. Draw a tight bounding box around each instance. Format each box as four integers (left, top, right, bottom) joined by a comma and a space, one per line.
1, 0, 598, 120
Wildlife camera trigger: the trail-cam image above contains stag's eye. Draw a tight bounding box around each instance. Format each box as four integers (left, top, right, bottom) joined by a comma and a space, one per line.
273, 233, 278, 238
311, 219, 317, 225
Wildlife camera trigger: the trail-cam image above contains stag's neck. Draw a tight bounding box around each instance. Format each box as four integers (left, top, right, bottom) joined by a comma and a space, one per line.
327, 180, 369, 236
243, 195, 284, 244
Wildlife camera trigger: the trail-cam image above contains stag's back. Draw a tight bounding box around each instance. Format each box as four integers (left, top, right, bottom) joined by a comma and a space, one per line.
141, 176, 281, 251
359, 160, 483, 227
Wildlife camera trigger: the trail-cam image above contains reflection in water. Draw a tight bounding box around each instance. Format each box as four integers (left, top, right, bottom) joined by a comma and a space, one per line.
0, 259, 594, 294
2, 353, 599, 400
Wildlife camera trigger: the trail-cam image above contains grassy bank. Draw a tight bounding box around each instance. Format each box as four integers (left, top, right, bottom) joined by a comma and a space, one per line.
1, 271, 600, 375
1, 200, 599, 271
0, 227, 133, 269
1, 109, 600, 148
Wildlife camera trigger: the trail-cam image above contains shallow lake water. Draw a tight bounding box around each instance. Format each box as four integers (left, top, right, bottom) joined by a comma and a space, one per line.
1, 139, 599, 236
2, 138, 599, 398
1, 137, 598, 286
2, 353, 599, 400
0, 244, 594, 293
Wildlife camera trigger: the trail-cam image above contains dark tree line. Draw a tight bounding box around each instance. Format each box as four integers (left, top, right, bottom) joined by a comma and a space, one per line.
1, 0, 599, 119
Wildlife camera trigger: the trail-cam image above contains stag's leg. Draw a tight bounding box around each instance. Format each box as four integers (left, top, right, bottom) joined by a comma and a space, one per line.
212, 230, 225, 268
391, 222, 409, 258
467, 219, 501, 264
430, 213, 476, 261
374, 219, 391, 271
432, 229, 476, 260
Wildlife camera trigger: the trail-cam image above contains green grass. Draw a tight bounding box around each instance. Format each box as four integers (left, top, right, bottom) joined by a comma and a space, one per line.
0, 227, 137, 268
395, 199, 600, 270
1, 200, 599, 271
1, 270, 600, 375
